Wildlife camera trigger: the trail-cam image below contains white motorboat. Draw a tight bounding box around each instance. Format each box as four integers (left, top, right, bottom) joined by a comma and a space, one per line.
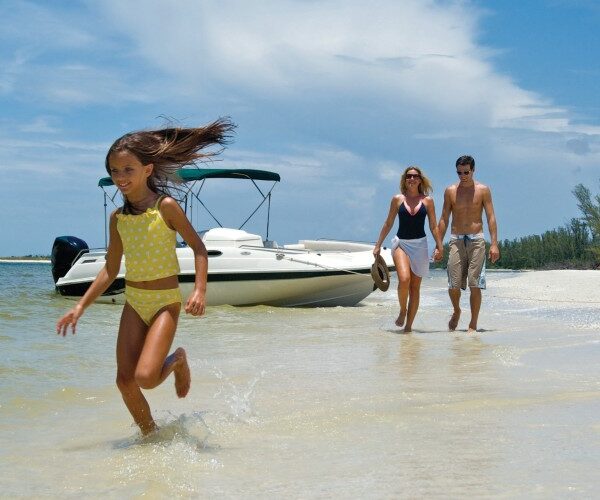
52, 168, 394, 307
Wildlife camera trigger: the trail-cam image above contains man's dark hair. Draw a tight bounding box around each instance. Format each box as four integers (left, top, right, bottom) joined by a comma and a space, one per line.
455, 155, 475, 170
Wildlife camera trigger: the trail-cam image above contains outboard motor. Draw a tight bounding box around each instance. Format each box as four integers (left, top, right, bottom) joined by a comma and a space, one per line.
51, 236, 89, 283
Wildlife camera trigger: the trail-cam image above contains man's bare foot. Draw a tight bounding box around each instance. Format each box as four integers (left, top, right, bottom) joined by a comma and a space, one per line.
173, 347, 191, 398
395, 309, 407, 327
468, 322, 478, 334
449, 310, 461, 331
403, 326, 412, 333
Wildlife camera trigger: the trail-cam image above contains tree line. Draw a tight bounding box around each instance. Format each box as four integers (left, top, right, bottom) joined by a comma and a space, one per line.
432, 181, 600, 270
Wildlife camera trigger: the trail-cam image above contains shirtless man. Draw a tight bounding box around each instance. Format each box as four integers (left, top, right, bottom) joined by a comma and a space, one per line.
438, 155, 499, 333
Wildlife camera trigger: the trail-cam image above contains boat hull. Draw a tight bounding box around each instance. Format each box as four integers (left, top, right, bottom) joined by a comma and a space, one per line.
185, 269, 376, 307
54, 239, 394, 307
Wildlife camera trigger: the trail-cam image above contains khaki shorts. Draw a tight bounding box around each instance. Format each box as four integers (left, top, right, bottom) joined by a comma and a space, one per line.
447, 236, 486, 290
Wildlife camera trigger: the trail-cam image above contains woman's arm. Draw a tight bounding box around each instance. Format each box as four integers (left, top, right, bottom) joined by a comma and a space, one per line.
56, 211, 123, 335
161, 197, 208, 317
373, 195, 401, 256
425, 197, 443, 262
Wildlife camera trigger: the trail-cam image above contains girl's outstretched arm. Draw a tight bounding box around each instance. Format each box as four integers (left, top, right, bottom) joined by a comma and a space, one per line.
161, 197, 208, 317
56, 211, 123, 336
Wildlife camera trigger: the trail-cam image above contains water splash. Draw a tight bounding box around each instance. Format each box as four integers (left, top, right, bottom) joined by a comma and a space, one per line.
107, 412, 223, 496
211, 367, 265, 424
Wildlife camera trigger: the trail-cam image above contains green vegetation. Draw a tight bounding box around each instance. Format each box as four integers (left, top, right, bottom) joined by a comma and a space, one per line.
491, 217, 593, 269
432, 180, 600, 270
573, 182, 600, 261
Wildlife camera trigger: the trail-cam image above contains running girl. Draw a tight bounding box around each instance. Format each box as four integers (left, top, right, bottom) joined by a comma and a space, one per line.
56, 118, 235, 435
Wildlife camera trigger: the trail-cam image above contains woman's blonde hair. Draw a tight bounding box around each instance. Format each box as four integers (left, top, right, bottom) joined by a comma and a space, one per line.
400, 165, 433, 195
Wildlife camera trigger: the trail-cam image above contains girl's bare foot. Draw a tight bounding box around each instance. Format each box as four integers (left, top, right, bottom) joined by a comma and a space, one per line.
395, 309, 407, 327
173, 347, 191, 398
140, 421, 159, 436
449, 309, 460, 331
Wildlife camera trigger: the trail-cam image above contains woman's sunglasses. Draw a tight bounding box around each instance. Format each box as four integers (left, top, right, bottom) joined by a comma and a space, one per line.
406, 174, 421, 179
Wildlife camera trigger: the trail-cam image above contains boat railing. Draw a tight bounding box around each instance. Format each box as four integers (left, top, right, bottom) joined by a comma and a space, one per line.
241, 240, 374, 254
292, 240, 374, 252
316, 237, 377, 245
239, 244, 309, 255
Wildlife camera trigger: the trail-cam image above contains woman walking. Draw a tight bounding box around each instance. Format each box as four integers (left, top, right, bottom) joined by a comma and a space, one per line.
374, 166, 443, 332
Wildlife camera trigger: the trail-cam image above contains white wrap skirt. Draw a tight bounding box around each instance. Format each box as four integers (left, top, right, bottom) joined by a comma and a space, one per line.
391, 236, 430, 277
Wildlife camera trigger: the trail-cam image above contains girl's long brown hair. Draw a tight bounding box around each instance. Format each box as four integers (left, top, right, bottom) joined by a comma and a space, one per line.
106, 117, 236, 213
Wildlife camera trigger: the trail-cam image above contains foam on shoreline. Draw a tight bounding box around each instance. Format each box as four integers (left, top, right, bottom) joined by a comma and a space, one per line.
0, 259, 51, 264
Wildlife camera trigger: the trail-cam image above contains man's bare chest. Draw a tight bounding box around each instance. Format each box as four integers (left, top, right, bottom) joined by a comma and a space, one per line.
453, 190, 483, 211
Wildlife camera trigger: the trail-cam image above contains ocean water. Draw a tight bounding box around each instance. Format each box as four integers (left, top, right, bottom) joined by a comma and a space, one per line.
1, 262, 599, 498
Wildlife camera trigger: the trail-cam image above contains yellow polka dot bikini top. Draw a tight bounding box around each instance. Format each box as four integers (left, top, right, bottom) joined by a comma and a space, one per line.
116, 196, 180, 281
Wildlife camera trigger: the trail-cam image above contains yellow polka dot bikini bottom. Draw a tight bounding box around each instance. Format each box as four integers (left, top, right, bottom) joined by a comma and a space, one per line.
124, 286, 182, 325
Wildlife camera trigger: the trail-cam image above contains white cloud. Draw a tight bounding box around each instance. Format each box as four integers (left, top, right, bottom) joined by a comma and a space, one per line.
378, 162, 406, 182
4, 0, 599, 139
19, 117, 60, 134
0, 135, 107, 176
98, 0, 600, 138
0, 1, 165, 106
2, 0, 600, 253
0, 1, 96, 50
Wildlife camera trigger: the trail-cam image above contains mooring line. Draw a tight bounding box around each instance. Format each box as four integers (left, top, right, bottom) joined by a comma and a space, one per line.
278, 254, 373, 278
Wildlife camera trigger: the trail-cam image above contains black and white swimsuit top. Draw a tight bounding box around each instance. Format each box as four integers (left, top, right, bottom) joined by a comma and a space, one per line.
396, 200, 427, 240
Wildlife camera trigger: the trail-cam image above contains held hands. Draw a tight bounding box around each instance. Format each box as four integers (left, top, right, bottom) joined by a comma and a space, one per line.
56, 304, 84, 336
432, 247, 443, 262
489, 243, 500, 264
185, 289, 206, 317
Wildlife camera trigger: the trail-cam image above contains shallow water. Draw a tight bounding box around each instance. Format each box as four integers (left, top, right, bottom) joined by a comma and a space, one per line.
1, 263, 599, 497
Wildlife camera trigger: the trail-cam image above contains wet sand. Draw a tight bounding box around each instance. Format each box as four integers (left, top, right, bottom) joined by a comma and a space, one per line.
1, 265, 599, 497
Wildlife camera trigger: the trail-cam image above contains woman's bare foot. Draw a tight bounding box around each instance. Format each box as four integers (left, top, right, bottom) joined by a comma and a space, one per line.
395, 309, 407, 327
448, 309, 461, 331
173, 347, 191, 398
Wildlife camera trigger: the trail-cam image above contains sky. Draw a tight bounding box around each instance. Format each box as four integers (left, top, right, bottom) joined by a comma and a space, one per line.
1, 0, 599, 256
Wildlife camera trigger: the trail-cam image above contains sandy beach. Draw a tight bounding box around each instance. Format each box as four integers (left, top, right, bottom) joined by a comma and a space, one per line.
490, 270, 600, 306
1, 264, 599, 497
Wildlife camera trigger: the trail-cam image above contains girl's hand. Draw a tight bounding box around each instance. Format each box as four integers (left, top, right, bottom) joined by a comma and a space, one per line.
373, 245, 381, 257
185, 290, 206, 317
432, 247, 443, 262
56, 305, 84, 336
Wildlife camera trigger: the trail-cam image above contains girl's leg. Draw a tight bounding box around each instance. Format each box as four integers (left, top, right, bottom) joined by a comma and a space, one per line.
134, 303, 191, 398
392, 247, 411, 327
115, 303, 156, 434
404, 270, 422, 333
